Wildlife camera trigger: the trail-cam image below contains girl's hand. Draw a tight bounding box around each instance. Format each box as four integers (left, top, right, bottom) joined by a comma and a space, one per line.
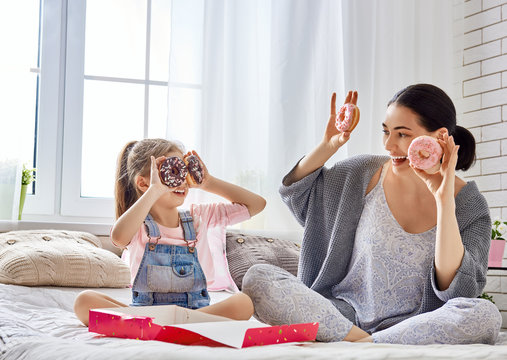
411, 133, 459, 203
184, 150, 210, 189
150, 155, 170, 192
324, 91, 358, 151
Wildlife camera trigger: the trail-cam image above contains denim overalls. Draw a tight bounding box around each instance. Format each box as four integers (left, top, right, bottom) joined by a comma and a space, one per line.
131, 211, 210, 308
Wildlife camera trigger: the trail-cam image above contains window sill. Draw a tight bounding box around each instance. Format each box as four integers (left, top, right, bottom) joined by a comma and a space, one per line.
0, 220, 112, 236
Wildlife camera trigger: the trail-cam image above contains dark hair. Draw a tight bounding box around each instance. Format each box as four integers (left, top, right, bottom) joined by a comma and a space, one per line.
114, 138, 184, 219
388, 83, 475, 171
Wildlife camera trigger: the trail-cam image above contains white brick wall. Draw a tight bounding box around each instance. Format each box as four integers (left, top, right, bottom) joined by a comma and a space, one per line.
461, 0, 507, 329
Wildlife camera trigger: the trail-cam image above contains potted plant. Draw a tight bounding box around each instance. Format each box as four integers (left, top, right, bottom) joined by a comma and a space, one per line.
479, 292, 495, 304
488, 218, 507, 268
18, 165, 36, 220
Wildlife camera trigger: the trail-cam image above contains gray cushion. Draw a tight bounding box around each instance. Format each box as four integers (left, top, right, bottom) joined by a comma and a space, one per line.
226, 232, 300, 289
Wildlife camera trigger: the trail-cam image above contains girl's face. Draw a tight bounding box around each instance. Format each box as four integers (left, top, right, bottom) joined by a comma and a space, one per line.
159, 150, 189, 207
382, 104, 443, 174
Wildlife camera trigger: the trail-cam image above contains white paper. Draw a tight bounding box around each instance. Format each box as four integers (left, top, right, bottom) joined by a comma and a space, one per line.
177, 320, 270, 348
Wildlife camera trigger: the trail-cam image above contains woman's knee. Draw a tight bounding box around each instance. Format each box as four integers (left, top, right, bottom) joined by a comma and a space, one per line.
447, 297, 502, 339
242, 263, 293, 295
448, 297, 500, 317
465, 298, 502, 327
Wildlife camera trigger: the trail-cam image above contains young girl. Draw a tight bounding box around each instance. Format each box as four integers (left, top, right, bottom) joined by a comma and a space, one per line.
74, 138, 265, 326
241, 84, 502, 345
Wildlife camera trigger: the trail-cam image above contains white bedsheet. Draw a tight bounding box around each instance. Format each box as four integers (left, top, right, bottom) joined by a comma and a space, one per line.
1, 284, 506, 360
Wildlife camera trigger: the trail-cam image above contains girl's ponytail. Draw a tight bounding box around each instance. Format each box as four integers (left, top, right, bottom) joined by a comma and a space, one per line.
114, 138, 185, 219
115, 141, 138, 219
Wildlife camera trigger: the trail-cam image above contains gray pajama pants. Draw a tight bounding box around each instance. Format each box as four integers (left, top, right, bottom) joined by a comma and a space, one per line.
242, 264, 502, 345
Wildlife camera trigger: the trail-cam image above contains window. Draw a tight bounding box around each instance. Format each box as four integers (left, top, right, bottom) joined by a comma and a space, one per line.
11, 0, 204, 221
1, 0, 62, 217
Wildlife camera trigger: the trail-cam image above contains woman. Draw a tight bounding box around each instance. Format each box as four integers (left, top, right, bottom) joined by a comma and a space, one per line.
242, 84, 502, 344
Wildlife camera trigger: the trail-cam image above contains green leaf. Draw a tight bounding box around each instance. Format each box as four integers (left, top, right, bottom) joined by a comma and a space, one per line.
479, 292, 495, 304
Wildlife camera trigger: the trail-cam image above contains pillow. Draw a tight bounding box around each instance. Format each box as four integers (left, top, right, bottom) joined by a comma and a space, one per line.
225, 232, 300, 290
0, 230, 131, 288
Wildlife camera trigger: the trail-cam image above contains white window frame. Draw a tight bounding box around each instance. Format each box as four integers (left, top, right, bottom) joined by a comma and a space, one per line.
61, 0, 116, 218
20, 0, 204, 224
24, 0, 64, 216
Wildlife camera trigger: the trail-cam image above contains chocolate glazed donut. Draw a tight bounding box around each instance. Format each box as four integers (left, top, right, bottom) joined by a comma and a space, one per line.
159, 156, 188, 187
184, 155, 204, 185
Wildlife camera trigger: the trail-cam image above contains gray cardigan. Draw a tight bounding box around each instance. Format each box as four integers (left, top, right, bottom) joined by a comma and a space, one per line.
280, 154, 491, 329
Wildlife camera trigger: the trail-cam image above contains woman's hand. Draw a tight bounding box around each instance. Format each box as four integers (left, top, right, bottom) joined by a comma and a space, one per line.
411, 133, 459, 203
284, 90, 359, 185
324, 91, 358, 151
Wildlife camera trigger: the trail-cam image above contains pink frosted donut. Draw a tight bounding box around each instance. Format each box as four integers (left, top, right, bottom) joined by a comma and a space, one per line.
335, 103, 360, 132
159, 156, 188, 187
408, 136, 443, 172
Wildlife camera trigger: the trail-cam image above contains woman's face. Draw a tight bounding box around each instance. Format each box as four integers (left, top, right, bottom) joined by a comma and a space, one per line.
382, 104, 442, 173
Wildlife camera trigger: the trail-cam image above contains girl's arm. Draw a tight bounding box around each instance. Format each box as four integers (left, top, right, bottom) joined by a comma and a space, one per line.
187, 151, 266, 217
111, 156, 168, 248
412, 134, 464, 290
201, 176, 266, 217
286, 91, 358, 185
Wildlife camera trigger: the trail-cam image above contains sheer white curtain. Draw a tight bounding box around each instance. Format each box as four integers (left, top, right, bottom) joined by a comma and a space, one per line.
341, 0, 462, 157
178, 0, 462, 232
187, 0, 345, 232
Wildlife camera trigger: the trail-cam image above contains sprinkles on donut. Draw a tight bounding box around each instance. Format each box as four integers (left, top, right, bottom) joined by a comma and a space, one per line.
407, 135, 443, 174
159, 156, 188, 187
184, 154, 204, 185
335, 103, 360, 133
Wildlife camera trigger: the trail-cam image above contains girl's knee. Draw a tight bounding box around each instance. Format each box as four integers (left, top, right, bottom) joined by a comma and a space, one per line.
74, 290, 102, 308
231, 292, 254, 320
73, 290, 106, 325
74, 291, 96, 326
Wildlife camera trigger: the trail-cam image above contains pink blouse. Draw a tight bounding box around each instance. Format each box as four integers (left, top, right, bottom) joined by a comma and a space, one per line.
123, 202, 250, 292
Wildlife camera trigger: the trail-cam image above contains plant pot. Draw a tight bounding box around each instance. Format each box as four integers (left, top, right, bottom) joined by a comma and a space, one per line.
488, 239, 506, 268
18, 184, 27, 220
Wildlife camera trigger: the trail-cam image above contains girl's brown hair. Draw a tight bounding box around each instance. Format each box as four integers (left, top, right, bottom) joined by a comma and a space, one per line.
114, 138, 184, 219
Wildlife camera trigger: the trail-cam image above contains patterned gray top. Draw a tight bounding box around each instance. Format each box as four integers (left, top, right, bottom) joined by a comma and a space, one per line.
332, 164, 436, 332
280, 154, 491, 330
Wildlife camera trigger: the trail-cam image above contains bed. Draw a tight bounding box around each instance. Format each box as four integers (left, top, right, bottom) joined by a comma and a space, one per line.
0, 284, 506, 360
1, 229, 506, 359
